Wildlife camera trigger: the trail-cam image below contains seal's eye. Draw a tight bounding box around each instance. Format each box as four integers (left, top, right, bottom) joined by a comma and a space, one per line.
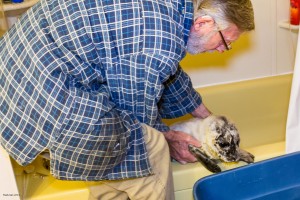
219, 142, 230, 148
216, 127, 221, 133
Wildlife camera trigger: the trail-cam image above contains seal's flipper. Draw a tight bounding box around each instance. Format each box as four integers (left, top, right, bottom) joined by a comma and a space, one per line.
238, 148, 255, 163
188, 144, 221, 173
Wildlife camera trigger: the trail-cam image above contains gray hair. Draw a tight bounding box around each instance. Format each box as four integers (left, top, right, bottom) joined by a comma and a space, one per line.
193, 0, 255, 32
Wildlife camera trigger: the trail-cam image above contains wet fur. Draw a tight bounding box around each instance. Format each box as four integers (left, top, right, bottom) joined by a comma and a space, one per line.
170, 115, 254, 163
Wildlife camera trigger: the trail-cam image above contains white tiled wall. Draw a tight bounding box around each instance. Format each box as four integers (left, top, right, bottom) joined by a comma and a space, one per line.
181, 0, 298, 87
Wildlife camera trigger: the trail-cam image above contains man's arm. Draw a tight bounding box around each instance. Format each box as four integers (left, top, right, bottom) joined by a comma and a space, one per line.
157, 66, 211, 163
158, 65, 202, 119
191, 103, 212, 118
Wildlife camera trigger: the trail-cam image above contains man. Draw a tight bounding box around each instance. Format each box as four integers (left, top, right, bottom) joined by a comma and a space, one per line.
0, 0, 254, 199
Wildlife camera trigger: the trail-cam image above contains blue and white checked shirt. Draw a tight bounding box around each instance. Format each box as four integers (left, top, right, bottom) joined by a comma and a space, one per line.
0, 0, 202, 180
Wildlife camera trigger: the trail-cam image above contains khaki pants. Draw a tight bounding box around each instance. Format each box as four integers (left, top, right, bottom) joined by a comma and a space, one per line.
87, 124, 175, 200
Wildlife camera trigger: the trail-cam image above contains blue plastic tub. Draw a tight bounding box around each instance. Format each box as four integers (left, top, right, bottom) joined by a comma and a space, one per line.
193, 151, 300, 200
11, 0, 24, 3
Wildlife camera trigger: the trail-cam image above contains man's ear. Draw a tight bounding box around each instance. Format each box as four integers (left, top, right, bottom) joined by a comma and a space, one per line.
193, 15, 215, 32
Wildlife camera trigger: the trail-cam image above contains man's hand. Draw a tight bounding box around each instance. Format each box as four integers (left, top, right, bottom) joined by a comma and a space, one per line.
163, 129, 201, 164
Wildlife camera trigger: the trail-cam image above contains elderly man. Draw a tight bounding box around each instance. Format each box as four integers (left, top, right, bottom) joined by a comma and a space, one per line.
0, 0, 254, 199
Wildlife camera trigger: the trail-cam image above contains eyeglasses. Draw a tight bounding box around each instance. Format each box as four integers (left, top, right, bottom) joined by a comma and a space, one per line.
218, 30, 232, 51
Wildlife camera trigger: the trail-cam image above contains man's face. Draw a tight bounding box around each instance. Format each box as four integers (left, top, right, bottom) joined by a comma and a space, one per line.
186, 23, 241, 54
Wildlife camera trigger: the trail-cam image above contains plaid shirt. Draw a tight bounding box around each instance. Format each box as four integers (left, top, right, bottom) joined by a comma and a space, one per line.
0, 0, 201, 180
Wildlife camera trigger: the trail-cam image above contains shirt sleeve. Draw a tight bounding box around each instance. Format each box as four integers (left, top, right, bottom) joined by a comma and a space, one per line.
158, 65, 202, 119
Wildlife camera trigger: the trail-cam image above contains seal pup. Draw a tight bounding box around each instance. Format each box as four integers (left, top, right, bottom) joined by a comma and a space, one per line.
170, 115, 254, 173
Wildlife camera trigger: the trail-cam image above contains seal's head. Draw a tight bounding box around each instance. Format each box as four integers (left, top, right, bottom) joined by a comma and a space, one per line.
203, 115, 254, 163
